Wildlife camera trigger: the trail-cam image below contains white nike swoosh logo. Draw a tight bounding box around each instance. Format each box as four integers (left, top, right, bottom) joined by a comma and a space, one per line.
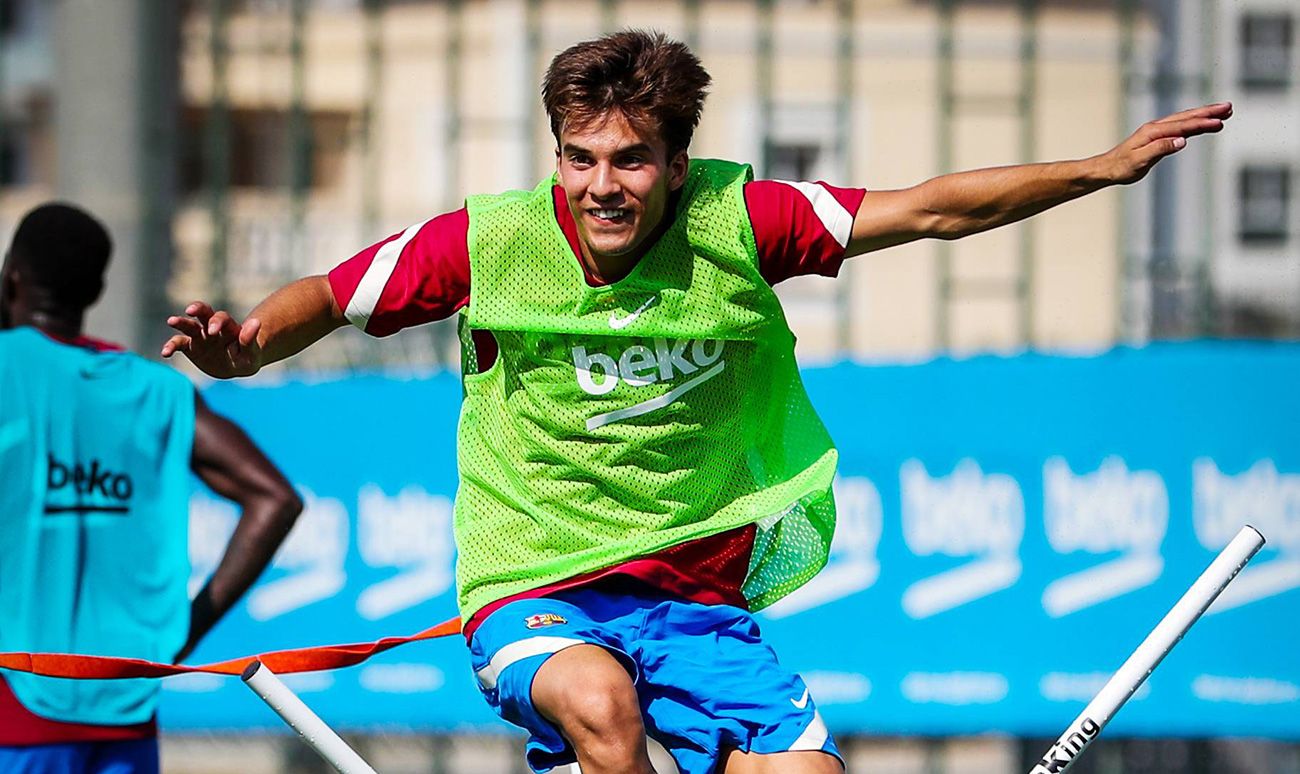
609, 295, 658, 330
791, 688, 810, 710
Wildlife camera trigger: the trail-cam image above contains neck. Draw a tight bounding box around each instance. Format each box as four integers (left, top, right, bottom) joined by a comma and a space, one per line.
25, 309, 83, 339
579, 244, 643, 285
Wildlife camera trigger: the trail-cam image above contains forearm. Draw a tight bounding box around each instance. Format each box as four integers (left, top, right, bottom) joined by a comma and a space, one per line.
249, 275, 348, 366
184, 491, 301, 653
917, 155, 1113, 239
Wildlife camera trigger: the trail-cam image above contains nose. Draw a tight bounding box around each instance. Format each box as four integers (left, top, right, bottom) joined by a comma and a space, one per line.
589, 162, 621, 201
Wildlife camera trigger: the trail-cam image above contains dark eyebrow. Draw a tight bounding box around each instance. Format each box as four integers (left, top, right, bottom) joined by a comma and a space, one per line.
561, 143, 654, 157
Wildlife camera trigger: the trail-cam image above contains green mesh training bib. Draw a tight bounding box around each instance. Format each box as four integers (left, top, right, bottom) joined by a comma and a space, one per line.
456, 158, 837, 620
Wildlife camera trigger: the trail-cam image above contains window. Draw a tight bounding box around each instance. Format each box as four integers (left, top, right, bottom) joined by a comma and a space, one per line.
0, 96, 54, 188
762, 103, 842, 182
767, 143, 822, 182
1240, 13, 1293, 89
180, 107, 352, 195
1238, 166, 1291, 244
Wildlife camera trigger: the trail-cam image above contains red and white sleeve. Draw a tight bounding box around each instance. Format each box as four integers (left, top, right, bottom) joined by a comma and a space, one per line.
327, 208, 472, 337
745, 179, 866, 285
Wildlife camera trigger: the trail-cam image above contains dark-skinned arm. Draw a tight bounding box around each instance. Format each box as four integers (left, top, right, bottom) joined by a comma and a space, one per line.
177, 392, 303, 662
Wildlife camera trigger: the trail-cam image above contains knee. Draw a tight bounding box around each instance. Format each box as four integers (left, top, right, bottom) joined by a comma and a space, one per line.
532, 645, 644, 747
553, 666, 644, 743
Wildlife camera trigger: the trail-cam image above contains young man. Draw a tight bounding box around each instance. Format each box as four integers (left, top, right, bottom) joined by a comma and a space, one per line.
162, 31, 1229, 774
0, 202, 304, 774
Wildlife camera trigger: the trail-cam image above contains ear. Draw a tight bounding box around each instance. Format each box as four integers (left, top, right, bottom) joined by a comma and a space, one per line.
667, 150, 690, 191
553, 145, 564, 182
0, 266, 15, 326
1, 261, 15, 299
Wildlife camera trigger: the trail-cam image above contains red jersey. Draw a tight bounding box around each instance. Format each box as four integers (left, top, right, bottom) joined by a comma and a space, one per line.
328, 179, 865, 638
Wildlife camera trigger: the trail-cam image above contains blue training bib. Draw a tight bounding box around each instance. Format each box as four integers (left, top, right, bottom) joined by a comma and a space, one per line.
0, 327, 195, 726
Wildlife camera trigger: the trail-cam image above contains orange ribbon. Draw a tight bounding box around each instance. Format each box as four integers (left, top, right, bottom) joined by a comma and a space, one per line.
0, 617, 462, 680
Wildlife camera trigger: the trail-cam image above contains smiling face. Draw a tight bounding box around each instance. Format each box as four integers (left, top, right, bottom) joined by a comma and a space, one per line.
556, 110, 689, 270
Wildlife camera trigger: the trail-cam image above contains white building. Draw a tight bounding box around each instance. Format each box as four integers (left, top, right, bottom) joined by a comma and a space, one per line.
1122, 0, 1298, 340
1211, 0, 1297, 335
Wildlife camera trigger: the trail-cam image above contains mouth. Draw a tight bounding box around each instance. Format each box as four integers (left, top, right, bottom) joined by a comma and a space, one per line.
587, 207, 631, 227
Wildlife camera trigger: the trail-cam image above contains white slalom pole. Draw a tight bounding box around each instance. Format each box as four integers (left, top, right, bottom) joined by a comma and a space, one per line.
241, 660, 378, 774
1028, 525, 1265, 774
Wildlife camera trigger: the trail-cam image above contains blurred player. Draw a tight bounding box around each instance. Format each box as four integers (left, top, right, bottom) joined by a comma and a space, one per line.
0, 202, 303, 774
162, 31, 1229, 774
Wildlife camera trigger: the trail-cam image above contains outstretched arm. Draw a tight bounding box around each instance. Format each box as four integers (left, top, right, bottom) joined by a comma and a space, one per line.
162, 275, 346, 378
846, 102, 1231, 258
177, 393, 303, 662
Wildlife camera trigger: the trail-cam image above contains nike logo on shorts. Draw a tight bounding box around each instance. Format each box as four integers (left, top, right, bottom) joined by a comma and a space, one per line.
609, 295, 658, 330
790, 688, 810, 710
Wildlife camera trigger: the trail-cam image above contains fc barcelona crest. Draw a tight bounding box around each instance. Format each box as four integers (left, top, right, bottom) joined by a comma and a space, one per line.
525, 613, 568, 629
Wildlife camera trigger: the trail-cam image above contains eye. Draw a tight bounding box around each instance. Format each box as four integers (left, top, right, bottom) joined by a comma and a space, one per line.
568, 153, 593, 168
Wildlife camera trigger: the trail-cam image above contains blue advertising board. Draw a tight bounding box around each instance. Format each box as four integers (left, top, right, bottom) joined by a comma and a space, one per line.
162, 343, 1300, 739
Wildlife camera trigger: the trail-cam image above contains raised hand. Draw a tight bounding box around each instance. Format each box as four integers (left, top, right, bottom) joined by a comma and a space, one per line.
1101, 102, 1231, 185
162, 301, 264, 378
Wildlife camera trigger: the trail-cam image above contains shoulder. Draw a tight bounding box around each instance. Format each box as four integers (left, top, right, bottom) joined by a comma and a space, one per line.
744, 180, 866, 283
686, 158, 753, 193
0, 328, 73, 362
467, 177, 556, 217
675, 159, 755, 223
744, 179, 860, 243
81, 342, 193, 392
0, 326, 42, 345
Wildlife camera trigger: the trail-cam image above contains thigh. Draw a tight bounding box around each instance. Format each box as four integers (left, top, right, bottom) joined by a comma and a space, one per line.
635, 602, 843, 774
469, 594, 638, 773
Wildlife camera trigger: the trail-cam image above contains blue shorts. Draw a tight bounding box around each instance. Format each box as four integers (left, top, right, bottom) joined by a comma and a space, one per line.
469, 584, 841, 774
0, 738, 158, 774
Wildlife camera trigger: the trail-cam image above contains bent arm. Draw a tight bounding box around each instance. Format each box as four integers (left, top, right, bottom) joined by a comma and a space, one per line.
246, 275, 347, 365
179, 393, 304, 661
163, 275, 346, 378
846, 102, 1229, 258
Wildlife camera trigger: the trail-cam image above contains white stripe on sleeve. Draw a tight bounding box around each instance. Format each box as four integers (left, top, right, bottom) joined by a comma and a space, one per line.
343, 218, 432, 331
773, 180, 854, 249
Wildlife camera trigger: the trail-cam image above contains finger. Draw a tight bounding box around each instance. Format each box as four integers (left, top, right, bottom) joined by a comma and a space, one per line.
186, 301, 215, 328
1144, 116, 1225, 140
239, 317, 263, 349
1153, 102, 1231, 123
1138, 135, 1187, 165
166, 315, 205, 338
1153, 102, 1232, 124
161, 334, 191, 358
207, 310, 241, 339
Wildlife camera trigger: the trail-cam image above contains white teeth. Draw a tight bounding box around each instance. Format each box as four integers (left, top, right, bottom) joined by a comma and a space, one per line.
592, 209, 625, 219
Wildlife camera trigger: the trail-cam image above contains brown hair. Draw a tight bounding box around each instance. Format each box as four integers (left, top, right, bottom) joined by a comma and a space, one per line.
542, 30, 711, 155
